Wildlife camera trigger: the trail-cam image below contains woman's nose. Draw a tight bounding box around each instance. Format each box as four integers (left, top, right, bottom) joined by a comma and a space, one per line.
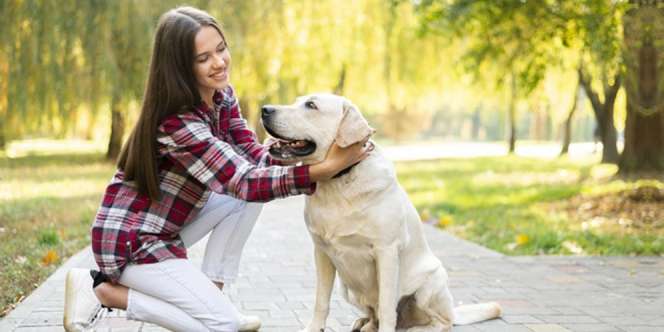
212, 54, 226, 68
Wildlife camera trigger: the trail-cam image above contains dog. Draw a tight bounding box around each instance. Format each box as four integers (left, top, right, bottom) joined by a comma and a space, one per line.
261, 94, 502, 332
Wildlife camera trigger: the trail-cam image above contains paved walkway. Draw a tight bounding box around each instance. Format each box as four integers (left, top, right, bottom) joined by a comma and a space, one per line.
2, 196, 663, 332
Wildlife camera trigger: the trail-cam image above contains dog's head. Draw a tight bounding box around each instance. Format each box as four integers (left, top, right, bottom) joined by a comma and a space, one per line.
261, 94, 375, 164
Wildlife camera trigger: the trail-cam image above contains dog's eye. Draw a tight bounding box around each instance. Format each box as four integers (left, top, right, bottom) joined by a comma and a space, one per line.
305, 101, 318, 110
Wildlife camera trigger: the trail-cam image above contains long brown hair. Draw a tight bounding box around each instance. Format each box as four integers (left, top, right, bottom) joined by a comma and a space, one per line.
117, 6, 226, 199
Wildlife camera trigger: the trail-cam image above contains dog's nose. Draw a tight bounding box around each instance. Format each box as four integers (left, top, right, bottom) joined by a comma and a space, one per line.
261, 106, 275, 118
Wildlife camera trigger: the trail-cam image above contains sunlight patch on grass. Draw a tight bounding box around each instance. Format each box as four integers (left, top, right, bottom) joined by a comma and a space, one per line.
472, 169, 580, 186
3, 138, 106, 158
396, 156, 663, 256
1, 178, 108, 201
0, 139, 114, 317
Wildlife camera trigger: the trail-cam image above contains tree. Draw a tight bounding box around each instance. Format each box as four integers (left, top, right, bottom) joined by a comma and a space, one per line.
620, 0, 664, 174
578, 65, 622, 163
415, 0, 568, 153
560, 67, 582, 156
104, 1, 153, 160
572, 0, 626, 164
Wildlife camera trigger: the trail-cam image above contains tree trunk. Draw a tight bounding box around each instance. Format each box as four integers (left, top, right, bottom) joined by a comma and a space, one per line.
507, 71, 517, 153
0, 127, 5, 150
471, 105, 482, 140
600, 104, 620, 163
579, 69, 621, 164
106, 92, 125, 160
560, 76, 580, 156
621, 107, 664, 172
333, 64, 347, 96
619, 1, 664, 174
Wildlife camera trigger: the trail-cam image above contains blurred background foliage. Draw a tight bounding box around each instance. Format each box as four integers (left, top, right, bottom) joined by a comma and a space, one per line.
3, 0, 647, 164
1, 0, 663, 316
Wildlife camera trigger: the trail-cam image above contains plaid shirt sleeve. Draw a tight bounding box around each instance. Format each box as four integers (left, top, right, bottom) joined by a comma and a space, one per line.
224, 86, 282, 166
157, 112, 315, 202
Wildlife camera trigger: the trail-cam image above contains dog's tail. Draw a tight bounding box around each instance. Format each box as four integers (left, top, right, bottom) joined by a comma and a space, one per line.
453, 302, 502, 325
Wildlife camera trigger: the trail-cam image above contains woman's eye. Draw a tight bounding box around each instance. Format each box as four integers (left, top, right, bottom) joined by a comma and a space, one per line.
305, 101, 317, 110
198, 56, 208, 63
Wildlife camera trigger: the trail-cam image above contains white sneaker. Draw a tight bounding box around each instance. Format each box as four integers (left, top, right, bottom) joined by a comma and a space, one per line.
63, 268, 105, 332
238, 313, 261, 331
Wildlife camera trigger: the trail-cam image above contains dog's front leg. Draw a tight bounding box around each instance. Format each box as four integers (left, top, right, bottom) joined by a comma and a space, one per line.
375, 243, 400, 332
303, 247, 336, 332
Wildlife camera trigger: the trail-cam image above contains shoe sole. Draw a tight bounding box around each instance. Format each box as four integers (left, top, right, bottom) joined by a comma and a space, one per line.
239, 320, 261, 331
239, 324, 261, 331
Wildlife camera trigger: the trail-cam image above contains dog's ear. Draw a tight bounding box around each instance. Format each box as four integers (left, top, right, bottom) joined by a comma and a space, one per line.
335, 100, 375, 148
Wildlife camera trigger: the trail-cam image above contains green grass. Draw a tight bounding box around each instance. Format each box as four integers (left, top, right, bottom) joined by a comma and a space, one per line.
0, 140, 114, 317
1, 139, 662, 317
396, 156, 664, 256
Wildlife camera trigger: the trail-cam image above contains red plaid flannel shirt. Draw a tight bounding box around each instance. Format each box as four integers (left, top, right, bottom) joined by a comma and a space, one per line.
91, 86, 315, 282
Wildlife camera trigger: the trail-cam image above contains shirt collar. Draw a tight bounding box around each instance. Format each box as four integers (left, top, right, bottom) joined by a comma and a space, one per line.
198, 89, 224, 113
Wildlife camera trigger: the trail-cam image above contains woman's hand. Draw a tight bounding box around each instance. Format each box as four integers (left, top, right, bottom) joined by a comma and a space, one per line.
309, 138, 374, 182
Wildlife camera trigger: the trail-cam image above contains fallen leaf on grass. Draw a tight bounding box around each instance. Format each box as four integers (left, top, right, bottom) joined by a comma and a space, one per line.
41, 250, 59, 266
438, 215, 454, 228
515, 234, 530, 245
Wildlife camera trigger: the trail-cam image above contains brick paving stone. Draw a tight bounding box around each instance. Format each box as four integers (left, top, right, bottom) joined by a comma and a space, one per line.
474, 319, 531, 331
535, 315, 601, 324
95, 317, 143, 329
2, 196, 663, 332
621, 327, 664, 332
268, 310, 297, 320
13, 327, 62, 332
502, 315, 545, 324
525, 324, 573, 332
561, 323, 623, 332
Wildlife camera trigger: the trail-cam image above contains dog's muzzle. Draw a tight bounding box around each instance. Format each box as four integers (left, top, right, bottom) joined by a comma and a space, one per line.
260, 106, 316, 160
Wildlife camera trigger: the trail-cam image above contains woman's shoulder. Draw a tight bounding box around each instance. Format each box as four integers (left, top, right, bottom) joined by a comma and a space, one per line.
159, 108, 207, 130
157, 110, 216, 145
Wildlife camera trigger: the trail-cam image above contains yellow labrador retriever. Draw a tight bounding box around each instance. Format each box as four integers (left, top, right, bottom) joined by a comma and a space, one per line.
261, 94, 501, 332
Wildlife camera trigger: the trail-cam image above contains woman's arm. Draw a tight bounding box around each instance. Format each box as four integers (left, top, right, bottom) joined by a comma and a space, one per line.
222, 86, 280, 165
158, 113, 314, 202
159, 107, 372, 201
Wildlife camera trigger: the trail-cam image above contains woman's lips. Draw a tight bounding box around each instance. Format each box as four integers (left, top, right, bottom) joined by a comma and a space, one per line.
210, 70, 227, 80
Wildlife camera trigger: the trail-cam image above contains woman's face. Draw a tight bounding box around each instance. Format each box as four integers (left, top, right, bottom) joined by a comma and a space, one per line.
193, 26, 231, 102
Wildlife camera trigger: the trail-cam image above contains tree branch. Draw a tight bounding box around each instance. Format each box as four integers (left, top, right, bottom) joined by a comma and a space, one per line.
605, 72, 623, 107
578, 66, 604, 120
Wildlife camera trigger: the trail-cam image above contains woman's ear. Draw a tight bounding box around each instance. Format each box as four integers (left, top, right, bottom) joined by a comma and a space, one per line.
335, 100, 375, 148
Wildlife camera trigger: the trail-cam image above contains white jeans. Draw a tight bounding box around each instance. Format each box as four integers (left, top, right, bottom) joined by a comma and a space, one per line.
118, 193, 263, 331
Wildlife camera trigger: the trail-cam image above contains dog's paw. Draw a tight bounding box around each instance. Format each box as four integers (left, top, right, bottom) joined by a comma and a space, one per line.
351, 317, 369, 332
351, 317, 378, 332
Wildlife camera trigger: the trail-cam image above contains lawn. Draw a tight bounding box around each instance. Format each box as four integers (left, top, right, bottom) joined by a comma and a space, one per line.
0, 140, 115, 317
1, 140, 662, 317
396, 156, 664, 256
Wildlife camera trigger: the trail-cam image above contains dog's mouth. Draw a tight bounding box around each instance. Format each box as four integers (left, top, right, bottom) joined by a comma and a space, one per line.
264, 126, 317, 160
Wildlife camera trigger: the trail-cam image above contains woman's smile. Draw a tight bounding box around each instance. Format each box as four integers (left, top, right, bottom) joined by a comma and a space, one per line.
210, 69, 227, 80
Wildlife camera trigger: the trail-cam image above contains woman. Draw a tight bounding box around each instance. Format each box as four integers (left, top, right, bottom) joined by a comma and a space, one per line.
63, 6, 371, 332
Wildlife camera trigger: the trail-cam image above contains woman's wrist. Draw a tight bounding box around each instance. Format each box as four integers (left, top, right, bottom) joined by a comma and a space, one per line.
309, 162, 333, 182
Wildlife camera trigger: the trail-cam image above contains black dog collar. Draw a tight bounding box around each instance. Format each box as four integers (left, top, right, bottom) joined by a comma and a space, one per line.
331, 141, 374, 179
